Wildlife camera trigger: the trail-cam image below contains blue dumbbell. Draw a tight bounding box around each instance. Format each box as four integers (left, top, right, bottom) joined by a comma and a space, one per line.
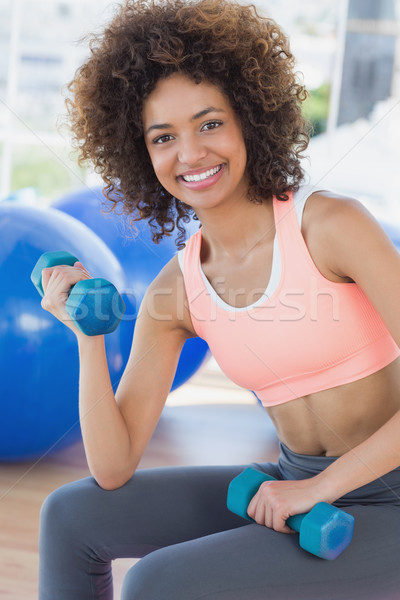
227, 467, 355, 560
31, 251, 125, 336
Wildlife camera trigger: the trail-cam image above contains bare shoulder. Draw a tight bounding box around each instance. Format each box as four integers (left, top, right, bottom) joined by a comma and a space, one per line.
304, 190, 371, 222
142, 252, 197, 338
302, 190, 388, 280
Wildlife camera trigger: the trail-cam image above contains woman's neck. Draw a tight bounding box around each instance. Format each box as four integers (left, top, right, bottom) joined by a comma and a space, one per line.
197, 197, 275, 263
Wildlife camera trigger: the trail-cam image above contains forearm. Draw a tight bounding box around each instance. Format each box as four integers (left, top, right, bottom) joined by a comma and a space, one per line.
77, 335, 134, 489
316, 409, 400, 503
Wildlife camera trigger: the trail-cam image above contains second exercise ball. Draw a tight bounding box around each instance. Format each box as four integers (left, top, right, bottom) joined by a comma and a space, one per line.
53, 187, 210, 390
0, 203, 126, 460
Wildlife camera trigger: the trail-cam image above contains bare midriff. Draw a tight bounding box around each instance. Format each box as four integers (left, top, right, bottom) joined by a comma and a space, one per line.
265, 356, 400, 457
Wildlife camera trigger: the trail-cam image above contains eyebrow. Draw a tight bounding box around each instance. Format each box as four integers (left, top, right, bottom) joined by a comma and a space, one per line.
145, 106, 226, 136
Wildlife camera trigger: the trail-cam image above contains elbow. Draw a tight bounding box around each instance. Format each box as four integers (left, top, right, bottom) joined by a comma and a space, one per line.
96, 479, 124, 491
89, 451, 139, 491
95, 475, 131, 491
99, 482, 125, 491
93, 467, 136, 491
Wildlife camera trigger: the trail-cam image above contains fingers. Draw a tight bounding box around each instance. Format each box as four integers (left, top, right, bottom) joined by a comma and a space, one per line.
40, 264, 91, 315
41, 263, 91, 295
247, 483, 296, 534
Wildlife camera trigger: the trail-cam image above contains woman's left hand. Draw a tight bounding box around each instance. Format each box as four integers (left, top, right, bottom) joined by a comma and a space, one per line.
246, 476, 328, 534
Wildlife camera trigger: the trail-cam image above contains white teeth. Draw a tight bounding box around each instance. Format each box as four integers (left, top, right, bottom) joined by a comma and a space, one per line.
182, 165, 222, 183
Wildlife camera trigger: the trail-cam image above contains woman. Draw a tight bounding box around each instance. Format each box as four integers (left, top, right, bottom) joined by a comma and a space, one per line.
38, 0, 400, 598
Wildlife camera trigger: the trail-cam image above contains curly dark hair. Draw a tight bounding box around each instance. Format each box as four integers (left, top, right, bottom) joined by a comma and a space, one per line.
66, 0, 310, 249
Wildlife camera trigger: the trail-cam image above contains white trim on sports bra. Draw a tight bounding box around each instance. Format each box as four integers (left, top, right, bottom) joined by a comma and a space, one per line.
177, 185, 326, 312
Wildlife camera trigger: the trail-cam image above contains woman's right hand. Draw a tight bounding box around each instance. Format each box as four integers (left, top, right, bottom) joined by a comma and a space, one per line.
41, 261, 92, 337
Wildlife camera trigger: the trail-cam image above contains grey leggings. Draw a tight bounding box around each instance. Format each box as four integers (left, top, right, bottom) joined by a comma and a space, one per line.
39, 443, 400, 600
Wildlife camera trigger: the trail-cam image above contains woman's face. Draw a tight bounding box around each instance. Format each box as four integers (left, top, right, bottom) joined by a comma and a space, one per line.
142, 73, 249, 212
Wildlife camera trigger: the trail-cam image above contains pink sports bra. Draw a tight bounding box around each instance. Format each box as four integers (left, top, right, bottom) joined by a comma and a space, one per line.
178, 187, 400, 406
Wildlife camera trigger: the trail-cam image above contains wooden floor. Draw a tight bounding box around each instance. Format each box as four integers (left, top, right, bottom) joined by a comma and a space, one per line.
0, 359, 279, 599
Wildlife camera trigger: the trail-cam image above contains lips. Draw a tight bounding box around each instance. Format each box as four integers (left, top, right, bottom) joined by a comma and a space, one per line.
180, 164, 222, 183
177, 163, 225, 190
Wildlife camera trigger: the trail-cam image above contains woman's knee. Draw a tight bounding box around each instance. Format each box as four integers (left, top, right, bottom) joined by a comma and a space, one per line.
120, 541, 217, 600
39, 476, 98, 542
121, 548, 190, 600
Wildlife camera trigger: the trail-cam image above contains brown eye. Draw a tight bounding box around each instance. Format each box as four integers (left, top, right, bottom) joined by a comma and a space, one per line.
201, 121, 223, 132
153, 134, 174, 144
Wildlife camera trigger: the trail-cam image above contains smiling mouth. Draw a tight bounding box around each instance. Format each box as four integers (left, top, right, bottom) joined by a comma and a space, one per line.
180, 165, 222, 183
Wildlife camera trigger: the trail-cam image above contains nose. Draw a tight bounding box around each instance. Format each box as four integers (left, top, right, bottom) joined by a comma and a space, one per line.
177, 134, 207, 166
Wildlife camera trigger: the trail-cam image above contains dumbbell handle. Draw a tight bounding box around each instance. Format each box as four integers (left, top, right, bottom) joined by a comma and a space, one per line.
227, 467, 308, 531
248, 473, 307, 532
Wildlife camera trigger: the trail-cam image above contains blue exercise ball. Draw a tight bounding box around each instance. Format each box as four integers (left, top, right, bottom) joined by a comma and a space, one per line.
0, 203, 127, 461
53, 187, 210, 390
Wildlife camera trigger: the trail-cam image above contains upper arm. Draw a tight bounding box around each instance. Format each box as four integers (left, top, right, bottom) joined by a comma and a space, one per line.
114, 254, 195, 469
315, 192, 400, 347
